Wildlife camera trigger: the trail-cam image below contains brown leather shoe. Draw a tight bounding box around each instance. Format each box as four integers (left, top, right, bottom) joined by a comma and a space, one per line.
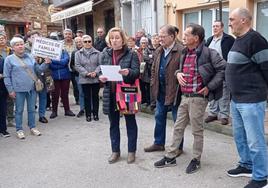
174, 149, 183, 158
144, 144, 165, 152
204, 116, 217, 123
108, 152, 120, 164
127, 152, 136, 164
221, 118, 229, 125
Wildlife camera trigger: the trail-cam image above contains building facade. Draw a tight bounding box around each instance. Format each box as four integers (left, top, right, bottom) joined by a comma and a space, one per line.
165, 0, 268, 40
52, 0, 120, 39
120, 0, 165, 36
0, 0, 62, 39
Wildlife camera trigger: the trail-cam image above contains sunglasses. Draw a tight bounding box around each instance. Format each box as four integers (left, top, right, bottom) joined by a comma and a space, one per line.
83, 40, 92, 43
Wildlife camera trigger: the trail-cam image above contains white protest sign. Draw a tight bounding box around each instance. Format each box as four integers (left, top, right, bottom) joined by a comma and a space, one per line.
31, 37, 63, 61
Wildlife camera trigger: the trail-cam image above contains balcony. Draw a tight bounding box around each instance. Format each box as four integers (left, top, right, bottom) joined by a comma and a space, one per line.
0, 0, 23, 8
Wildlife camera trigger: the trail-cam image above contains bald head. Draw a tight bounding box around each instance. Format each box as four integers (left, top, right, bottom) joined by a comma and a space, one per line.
229, 8, 252, 37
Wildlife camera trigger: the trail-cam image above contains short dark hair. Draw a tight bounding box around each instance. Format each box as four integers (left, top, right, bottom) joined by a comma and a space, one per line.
186, 23, 205, 42
160, 24, 177, 39
174, 26, 179, 35
214, 20, 224, 27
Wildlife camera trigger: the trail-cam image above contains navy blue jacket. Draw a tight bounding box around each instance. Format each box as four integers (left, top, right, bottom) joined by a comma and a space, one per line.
49, 50, 70, 80
206, 32, 235, 61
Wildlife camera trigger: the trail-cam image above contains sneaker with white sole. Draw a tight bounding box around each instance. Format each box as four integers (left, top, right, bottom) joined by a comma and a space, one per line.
30, 128, 41, 136
16, 130, 25, 139
0, 131, 10, 138
227, 165, 252, 178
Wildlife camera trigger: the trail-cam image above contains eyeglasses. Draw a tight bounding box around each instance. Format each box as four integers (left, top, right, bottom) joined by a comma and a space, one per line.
83, 40, 91, 43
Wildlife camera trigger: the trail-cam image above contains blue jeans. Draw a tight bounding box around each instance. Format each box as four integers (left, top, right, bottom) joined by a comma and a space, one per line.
154, 98, 184, 149
75, 76, 85, 111
38, 89, 47, 118
231, 100, 268, 181
15, 90, 37, 131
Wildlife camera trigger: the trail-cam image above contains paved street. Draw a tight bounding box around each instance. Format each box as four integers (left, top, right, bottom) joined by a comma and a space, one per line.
0, 102, 253, 188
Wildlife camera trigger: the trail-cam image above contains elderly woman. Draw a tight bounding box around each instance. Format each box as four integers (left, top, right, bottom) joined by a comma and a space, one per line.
138, 37, 153, 106
75, 35, 101, 122
99, 27, 140, 164
4, 37, 50, 139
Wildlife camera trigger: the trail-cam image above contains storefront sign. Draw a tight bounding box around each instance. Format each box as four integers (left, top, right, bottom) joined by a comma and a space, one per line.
51, 1, 93, 22
31, 37, 63, 61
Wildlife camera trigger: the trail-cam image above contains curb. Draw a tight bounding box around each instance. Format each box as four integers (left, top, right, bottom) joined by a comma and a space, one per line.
140, 106, 268, 145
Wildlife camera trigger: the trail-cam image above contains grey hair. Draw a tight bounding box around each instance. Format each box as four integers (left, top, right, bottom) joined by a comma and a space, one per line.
140, 37, 148, 44
82, 35, 92, 40
63, 28, 73, 33
10, 37, 24, 47
236, 8, 252, 21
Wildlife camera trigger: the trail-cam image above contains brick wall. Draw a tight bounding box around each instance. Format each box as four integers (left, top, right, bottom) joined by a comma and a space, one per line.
0, 0, 61, 37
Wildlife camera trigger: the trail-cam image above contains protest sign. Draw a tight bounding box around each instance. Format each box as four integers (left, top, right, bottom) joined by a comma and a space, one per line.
31, 37, 63, 61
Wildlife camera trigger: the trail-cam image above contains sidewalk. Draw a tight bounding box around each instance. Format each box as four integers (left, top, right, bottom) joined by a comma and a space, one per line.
140, 104, 268, 144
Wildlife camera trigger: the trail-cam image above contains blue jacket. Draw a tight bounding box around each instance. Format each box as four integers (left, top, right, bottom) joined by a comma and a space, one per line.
49, 50, 70, 80
4, 53, 48, 93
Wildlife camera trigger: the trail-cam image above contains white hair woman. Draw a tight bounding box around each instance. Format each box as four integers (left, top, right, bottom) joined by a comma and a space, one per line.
4, 37, 51, 139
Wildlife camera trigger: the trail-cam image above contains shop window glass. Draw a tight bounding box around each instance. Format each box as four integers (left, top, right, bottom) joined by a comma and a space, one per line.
184, 12, 198, 26
201, 9, 213, 39
256, 1, 268, 40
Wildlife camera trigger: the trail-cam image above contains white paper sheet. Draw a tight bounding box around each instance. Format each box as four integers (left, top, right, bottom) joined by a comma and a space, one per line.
100, 65, 123, 81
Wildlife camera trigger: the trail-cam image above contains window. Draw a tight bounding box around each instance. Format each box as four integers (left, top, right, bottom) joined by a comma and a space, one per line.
256, 1, 268, 40
201, 10, 213, 39
183, 7, 230, 39
184, 12, 199, 27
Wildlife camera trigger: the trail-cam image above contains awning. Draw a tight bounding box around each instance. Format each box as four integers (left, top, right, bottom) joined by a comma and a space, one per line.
51, 1, 93, 22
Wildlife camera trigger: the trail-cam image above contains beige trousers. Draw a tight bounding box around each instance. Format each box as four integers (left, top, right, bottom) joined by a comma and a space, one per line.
165, 96, 208, 160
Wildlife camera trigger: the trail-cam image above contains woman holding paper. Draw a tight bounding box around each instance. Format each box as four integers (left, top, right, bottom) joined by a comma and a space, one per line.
99, 27, 140, 164
75, 35, 101, 122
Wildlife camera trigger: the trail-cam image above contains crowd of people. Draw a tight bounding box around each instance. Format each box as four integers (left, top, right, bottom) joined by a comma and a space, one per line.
0, 7, 267, 188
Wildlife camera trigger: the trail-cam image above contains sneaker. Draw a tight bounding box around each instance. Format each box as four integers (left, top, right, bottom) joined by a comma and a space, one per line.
244, 180, 268, 188
0, 131, 10, 138
227, 165, 252, 178
154, 157, 176, 168
30, 128, 41, 136
76, 110, 85, 118
16, 130, 25, 139
144, 144, 165, 152
204, 116, 217, 123
186, 158, 200, 174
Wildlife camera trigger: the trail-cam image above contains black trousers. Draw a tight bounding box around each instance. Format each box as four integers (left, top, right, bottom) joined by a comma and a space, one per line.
71, 72, 79, 103
0, 92, 7, 132
108, 93, 138, 152
82, 83, 100, 117
140, 80, 150, 104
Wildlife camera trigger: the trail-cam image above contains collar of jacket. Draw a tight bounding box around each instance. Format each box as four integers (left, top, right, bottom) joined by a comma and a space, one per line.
182, 41, 205, 57
106, 45, 129, 57
157, 41, 183, 55
79, 47, 98, 55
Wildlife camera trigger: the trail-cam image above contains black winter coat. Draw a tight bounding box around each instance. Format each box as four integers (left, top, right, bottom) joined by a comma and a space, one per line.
0, 57, 8, 96
206, 32, 235, 61
174, 42, 226, 105
100, 46, 140, 115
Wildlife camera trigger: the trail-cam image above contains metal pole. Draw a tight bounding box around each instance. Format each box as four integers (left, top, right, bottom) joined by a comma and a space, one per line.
219, 0, 222, 21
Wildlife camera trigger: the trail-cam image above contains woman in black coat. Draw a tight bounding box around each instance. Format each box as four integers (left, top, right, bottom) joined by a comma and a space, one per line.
99, 27, 140, 164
